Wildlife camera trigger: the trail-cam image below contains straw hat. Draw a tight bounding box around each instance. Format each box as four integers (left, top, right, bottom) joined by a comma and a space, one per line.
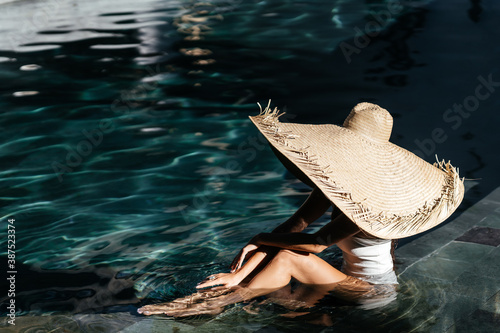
249, 102, 464, 239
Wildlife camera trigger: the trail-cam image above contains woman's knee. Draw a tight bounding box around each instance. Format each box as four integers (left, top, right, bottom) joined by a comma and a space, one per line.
274, 249, 310, 264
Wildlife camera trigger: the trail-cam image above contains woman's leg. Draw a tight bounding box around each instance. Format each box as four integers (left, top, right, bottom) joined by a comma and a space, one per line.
235, 246, 281, 285
244, 248, 346, 289
137, 247, 278, 316
138, 249, 346, 316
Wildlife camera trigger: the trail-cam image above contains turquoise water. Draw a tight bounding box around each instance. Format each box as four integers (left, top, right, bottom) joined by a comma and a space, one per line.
1, 0, 499, 331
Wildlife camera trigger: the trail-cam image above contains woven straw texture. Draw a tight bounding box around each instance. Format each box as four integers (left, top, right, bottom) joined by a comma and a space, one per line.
249, 102, 464, 239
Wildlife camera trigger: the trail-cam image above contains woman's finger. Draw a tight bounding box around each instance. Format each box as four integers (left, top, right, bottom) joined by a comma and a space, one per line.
230, 256, 239, 271
230, 242, 258, 272
196, 281, 211, 289
235, 250, 248, 271
196, 281, 214, 289
196, 273, 233, 289
231, 251, 244, 272
197, 274, 219, 285
231, 258, 241, 272
230, 254, 239, 270
200, 274, 217, 282
196, 278, 222, 289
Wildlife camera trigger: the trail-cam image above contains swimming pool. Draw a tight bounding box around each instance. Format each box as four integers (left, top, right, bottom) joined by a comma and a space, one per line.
1, 0, 498, 331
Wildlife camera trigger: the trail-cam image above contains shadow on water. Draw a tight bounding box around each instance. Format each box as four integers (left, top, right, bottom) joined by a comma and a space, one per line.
0, 261, 137, 314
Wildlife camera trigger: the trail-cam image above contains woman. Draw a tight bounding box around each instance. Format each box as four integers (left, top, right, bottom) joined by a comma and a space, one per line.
138, 102, 464, 316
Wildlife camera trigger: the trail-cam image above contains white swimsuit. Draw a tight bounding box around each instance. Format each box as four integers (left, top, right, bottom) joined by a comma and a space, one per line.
337, 235, 398, 285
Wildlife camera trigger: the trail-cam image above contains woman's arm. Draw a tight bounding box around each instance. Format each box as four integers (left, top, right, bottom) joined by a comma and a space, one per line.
272, 187, 332, 233
230, 187, 331, 271
253, 213, 360, 253
251, 232, 323, 253
197, 246, 273, 289
225, 213, 360, 278
198, 213, 360, 289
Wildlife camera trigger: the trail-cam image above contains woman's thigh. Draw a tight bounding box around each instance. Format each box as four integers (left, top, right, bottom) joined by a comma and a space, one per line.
280, 250, 346, 285
245, 249, 346, 289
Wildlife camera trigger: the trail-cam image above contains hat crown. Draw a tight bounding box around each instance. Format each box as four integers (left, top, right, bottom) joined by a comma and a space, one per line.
343, 103, 393, 144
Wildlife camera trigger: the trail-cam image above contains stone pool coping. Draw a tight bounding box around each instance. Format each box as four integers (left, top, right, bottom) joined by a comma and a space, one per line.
396, 186, 500, 332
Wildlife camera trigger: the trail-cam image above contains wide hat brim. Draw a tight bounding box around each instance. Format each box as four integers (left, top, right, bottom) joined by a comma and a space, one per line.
250, 103, 464, 239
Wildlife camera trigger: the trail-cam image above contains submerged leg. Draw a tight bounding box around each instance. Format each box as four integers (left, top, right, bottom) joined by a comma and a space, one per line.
137, 287, 255, 316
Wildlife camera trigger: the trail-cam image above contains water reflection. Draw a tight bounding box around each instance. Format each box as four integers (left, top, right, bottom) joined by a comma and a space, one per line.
0, 273, 455, 332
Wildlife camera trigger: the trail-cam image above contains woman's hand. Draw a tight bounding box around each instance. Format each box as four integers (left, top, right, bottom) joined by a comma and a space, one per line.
230, 236, 261, 272
230, 243, 258, 272
196, 272, 242, 290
